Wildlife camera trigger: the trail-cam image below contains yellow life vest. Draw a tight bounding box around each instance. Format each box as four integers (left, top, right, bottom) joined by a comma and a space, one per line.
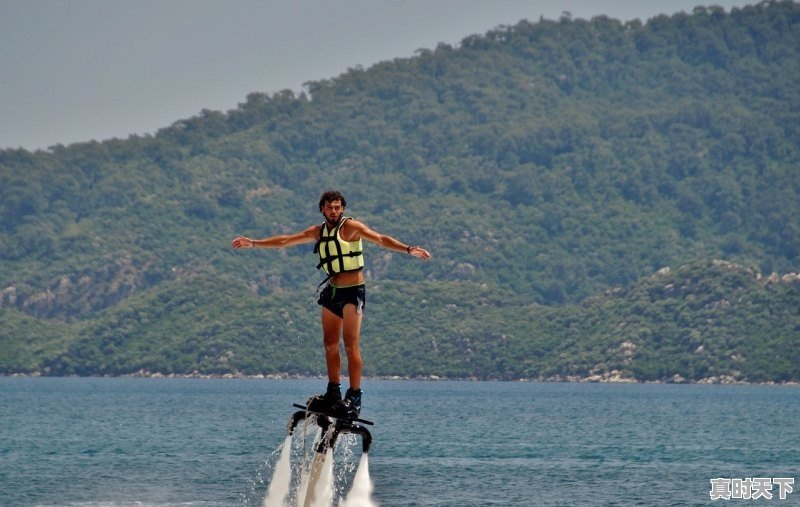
314, 217, 364, 275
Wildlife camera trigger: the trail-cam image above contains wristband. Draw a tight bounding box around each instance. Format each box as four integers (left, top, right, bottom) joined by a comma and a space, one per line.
407, 246, 412, 254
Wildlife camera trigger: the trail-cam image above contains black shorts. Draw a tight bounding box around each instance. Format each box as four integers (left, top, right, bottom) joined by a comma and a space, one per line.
317, 283, 366, 318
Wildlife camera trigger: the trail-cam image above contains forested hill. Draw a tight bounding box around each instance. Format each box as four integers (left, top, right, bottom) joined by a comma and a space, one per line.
1, 1, 799, 382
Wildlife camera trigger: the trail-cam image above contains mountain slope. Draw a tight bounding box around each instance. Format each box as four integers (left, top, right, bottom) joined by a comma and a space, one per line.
5, 260, 796, 382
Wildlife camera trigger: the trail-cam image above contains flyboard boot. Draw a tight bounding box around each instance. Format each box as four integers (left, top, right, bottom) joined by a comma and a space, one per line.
306, 381, 342, 414
331, 387, 362, 420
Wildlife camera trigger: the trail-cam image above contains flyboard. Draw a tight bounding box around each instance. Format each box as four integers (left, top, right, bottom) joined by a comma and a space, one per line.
284, 399, 373, 507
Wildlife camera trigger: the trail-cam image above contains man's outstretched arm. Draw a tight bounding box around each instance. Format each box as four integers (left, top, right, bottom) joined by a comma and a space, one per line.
231, 225, 319, 250
346, 220, 431, 259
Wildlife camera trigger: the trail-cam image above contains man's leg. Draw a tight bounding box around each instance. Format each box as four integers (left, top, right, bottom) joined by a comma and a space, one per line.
306, 307, 344, 413
341, 303, 363, 389
321, 307, 343, 384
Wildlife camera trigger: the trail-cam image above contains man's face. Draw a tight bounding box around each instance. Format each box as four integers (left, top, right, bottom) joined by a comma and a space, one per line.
321, 199, 344, 224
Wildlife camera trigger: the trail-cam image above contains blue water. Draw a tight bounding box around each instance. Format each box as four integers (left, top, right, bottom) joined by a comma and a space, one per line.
1, 378, 798, 507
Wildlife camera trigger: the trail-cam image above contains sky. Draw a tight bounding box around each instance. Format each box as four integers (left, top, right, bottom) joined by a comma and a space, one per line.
1, 0, 756, 151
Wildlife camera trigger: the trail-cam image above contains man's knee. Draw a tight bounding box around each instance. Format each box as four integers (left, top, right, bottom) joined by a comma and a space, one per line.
323, 335, 340, 351
343, 340, 360, 357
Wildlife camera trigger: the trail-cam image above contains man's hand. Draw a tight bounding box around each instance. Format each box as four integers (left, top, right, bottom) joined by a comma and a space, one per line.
231, 236, 255, 249
407, 246, 431, 260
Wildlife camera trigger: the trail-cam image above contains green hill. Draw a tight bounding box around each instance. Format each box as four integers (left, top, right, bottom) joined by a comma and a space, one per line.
1, 1, 799, 382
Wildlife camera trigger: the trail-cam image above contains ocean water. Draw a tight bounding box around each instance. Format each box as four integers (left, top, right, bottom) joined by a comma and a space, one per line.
1, 377, 798, 507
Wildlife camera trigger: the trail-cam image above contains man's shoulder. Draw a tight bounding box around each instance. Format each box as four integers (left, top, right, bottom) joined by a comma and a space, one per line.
339, 217, 366, 239
305, 224, 323, 238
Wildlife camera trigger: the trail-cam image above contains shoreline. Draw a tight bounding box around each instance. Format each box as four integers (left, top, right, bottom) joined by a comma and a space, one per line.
2, 370, 798, 386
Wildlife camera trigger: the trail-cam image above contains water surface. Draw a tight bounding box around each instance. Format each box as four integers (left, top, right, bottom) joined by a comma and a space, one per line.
1, 378, 797, 506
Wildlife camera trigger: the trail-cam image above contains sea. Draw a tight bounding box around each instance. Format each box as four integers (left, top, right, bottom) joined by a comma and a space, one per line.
1, 377, 798, 507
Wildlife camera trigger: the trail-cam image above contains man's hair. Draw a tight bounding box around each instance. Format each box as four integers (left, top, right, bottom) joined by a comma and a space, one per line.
319, 190, 347, 211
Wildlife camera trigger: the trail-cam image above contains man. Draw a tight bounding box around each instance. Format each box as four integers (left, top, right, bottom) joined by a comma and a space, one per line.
231, 190, 431, 418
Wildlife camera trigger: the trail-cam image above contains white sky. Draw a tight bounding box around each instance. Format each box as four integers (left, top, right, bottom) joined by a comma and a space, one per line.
1, 0, 754, 151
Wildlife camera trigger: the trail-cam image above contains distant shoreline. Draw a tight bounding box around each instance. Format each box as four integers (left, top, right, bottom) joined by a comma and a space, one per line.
3, 371, 798, 386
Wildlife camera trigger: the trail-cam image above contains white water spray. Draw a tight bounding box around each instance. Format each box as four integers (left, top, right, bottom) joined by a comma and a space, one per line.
340, 454, 378, 507
295, 423, 321, 507
296, 458, 311, 507
263, 435, 293, 507
308, 448, 335, 507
